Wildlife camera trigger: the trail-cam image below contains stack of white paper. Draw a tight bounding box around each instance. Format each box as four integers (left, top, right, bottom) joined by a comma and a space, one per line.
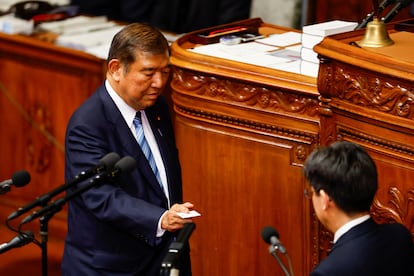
0, 14, 33, 34
56, 25, 123, 55
44, 15, 179, 59
37, 16, 109, 34
300, 20, 358, 77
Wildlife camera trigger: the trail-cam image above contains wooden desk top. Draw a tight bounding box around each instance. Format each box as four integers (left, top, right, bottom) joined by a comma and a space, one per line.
314, 23, 414, 80
170, 18, 318, 96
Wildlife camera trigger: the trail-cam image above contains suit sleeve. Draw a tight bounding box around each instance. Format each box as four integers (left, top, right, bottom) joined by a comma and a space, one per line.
65, 104, 167, 246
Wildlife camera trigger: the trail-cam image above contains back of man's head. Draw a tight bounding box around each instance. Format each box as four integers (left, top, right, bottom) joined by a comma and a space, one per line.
303, 141, 378, 215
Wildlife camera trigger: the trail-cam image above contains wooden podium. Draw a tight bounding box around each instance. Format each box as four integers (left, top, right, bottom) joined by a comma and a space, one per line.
170, 18, 414, 276
170, 18, 320, 276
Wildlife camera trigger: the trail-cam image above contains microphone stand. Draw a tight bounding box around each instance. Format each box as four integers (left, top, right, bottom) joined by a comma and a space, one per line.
39, 211, 57, 276
21, 174, 107, 276
160, 222, 195, 276
7, 152, 120, 221
18, 156, 133, 276
355, 11, 376, 29
269, 244, 290, 276
160, 268, 180, 276
355, 0, 397, 29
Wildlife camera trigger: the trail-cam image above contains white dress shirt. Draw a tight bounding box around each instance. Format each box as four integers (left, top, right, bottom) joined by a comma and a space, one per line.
105, 80, 169, 237
334, 214, 370, 243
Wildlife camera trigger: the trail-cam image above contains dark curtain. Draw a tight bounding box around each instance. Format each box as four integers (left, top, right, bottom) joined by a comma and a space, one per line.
70, 0, 252, 33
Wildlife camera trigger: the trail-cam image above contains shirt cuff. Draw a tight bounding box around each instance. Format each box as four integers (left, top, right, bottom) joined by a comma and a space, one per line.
156, 210, 168, 237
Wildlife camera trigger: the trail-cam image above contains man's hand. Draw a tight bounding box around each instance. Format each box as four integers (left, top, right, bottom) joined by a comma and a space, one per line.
161, 202, 194, 232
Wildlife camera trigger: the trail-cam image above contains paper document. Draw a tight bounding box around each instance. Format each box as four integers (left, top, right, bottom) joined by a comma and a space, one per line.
177, 210, 201, 219
255, 31, 302, 47
190, 38, 302, 74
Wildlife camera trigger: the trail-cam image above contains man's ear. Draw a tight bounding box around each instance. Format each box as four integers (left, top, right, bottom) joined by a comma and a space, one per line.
107, 59, 122, 81
319, 189, 333, 210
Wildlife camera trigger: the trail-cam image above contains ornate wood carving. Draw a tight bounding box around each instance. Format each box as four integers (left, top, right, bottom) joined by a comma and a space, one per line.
318, 227, 334, 262
319, 62, 414, 120
336, 126, 414, 159
172, 68, 320, 149
172, 68, 319, 119
308, 209, 325, 268
317, 57, 334, 98
174, 103, 318, 146
318, 95, 336, 146
372, 188, 414, 237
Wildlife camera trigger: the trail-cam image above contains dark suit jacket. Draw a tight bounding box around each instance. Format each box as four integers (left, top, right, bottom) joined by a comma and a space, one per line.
310, 218, 414, 276
61, 84, 190, 275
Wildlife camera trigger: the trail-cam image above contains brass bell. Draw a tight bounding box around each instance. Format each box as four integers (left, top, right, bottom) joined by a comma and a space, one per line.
359, 17, 394, 47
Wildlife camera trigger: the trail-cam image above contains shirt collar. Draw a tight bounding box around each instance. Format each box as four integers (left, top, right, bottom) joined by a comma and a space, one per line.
334, 214, 370, 243
105, 80, 136, 128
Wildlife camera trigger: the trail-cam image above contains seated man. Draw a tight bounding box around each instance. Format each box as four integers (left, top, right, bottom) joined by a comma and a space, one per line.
303, 141, 414, 276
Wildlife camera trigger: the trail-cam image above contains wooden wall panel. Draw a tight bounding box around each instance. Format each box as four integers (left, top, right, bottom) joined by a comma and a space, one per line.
0, 33, 105, 274
175, 115, 313, 275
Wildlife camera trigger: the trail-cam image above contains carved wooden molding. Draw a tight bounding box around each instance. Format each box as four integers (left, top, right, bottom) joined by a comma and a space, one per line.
172, 68, 319, 119
317, 227, 334, 264
317, 57, 334, 98
319, 62, 414, 120
308, 210, 325, 268
174, 104, 318, 146
372, 187, 414, 240
336, 126, 414, 159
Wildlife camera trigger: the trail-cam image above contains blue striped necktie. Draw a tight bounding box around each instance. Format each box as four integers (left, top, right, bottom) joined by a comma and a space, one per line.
133, 112, 162, 186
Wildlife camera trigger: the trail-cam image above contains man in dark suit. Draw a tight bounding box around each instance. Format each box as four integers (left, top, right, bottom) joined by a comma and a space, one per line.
61, 23, 195, 276
303, 141, 414, 276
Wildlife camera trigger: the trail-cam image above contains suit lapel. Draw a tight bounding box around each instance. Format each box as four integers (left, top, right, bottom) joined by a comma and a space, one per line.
98, 87, 167, 200
98, 86, 138, 156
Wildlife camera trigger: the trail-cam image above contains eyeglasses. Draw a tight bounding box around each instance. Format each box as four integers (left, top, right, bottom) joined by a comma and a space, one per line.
303, 187, 313, 199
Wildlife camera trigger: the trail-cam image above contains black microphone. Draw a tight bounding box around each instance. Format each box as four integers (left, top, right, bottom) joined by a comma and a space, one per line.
380, 0, 398, 9
20, 155, 136, 225
161, 222, 196, 269
7, 152, 120, 221
0, 170, 31, 195
355, 0, 396, 29
261, 226, 292, 276
261, 226, 287, 254
383, 0, 414, 22
0, 231, 34, 254
105, 155, 136, 179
